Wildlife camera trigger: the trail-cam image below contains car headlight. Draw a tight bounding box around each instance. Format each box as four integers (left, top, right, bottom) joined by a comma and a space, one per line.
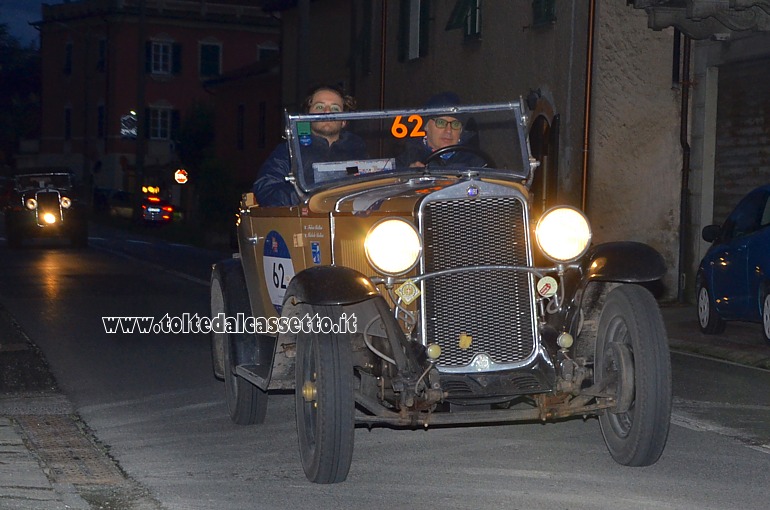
61, 196, 72, 209
25, 198, 37, 210
42, 212, 57, 224
535, 206, 592, 263
364, 218, 422, 276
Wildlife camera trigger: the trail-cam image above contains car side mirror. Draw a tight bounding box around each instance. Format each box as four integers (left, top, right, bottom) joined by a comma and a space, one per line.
701, 224, 721, 243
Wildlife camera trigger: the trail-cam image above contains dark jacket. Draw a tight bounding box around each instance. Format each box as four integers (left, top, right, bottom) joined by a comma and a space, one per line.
395, 135, 486, 169
252, 131, 367, 207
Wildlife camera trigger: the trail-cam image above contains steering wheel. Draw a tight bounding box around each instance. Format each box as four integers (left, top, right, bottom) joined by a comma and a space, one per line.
422, 144, 495, 168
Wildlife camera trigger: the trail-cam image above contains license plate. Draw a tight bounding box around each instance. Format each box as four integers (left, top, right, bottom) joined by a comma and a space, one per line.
148, 207, 160, 212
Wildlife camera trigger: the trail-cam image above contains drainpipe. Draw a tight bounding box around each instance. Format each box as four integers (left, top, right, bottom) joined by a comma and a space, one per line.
677, 34, 692, 303
580, 0, 597, 212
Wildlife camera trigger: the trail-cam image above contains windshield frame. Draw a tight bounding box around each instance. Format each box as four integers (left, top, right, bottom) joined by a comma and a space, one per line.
283, 101, 533, 195
14, 173, 74, 192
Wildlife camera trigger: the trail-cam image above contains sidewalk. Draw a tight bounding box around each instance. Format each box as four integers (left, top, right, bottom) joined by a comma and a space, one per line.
0, 303, 91, 509
662, 303, 770, 370
0, 417, 90, 510
1, 304, 768, 509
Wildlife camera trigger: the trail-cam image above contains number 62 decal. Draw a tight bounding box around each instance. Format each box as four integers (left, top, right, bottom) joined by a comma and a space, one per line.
391, 115, 427, 139
263, 231, 295, 313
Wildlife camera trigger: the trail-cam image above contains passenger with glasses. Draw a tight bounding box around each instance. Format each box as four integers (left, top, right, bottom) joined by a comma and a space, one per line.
252, 84, 367, 207
396, 91, 486, 168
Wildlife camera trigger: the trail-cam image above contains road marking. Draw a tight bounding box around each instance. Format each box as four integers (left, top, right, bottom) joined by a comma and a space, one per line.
670, 348, 770, 373
89, 242, 210, 287
674, 397, 770, 412
672, 410, 770, 455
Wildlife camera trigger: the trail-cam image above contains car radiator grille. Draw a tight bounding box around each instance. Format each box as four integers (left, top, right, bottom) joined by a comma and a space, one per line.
422, 197, 535, 369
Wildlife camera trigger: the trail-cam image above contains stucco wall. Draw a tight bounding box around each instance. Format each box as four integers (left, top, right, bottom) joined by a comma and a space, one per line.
589, 0, 682, 299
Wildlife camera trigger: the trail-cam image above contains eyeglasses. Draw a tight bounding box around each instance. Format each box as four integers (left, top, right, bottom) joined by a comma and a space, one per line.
311, 102, 343, 113
433, 118, 462, 130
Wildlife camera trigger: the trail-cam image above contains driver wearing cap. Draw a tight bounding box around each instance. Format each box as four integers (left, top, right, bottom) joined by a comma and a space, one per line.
396, 91, 486, 168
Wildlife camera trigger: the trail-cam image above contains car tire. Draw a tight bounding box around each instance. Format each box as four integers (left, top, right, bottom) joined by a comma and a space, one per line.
595, 284, 672, 467
762, 289, 770, 346
696, 277, 726, 334
294, 304, 355, 484
211, 268, 268, 425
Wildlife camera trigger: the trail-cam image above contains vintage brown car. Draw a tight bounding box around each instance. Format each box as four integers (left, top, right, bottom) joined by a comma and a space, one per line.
210, 101, 672, 483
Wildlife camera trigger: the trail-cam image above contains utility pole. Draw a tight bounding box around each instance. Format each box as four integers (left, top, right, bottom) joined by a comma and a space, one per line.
134, 0, 147, 219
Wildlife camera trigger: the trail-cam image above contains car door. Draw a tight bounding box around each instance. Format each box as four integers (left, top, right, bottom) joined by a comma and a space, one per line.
711, 189, 767, 318
745, 190, 770, 321
239, 196, 305, 319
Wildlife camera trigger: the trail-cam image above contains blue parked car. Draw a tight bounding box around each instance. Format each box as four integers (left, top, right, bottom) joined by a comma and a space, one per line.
696, 184, 770, 345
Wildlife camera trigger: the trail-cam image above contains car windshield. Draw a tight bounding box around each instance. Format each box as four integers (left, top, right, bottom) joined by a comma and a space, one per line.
286, 102, 532, 194
16, 173, 73, 191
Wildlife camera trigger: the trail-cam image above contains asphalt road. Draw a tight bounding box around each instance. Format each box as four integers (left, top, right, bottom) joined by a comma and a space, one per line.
1, 226, 769, 509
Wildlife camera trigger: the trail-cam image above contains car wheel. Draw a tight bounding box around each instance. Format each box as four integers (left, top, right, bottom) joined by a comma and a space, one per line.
762, 290, 770, 346
294, 304, 355, 484
595, 284, 672, 467
696, 278, 726, 334
211, 268, 268, 425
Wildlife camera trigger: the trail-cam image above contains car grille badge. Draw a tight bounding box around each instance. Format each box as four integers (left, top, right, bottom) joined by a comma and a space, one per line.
395, 279, 421, 305
537, 276, 558, 298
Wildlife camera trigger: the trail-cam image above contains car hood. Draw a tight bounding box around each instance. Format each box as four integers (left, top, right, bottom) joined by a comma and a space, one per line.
307, 173, 527, 215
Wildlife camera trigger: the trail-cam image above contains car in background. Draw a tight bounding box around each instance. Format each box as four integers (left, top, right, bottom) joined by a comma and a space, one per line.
3, 172, 88, 248
696, 184, 770, 345
141, 195, 173, 223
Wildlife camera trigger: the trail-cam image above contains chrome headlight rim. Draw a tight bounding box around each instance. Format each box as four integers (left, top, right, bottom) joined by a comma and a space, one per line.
364, 217, 422, 277
25, 198, 37, 210
61, 196, 72, 209
535, 205, 592, 264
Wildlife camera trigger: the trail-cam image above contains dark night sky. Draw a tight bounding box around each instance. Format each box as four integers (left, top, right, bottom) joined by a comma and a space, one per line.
0, 1, 61, 47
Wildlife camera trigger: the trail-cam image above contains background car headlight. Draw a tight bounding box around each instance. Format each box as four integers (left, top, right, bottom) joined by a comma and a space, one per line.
536, 206, 592, 263
61, 196, 72, 209
365, 218, 422, 276
25, 198, 37, 210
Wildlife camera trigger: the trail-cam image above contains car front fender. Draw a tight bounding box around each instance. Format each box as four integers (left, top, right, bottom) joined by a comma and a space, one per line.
583, 241, 666, 283
285, 265, 379, 306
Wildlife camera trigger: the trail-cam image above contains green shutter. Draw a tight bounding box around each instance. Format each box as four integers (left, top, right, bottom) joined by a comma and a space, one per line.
419, 0, 430, 58
398, 0, 409, 62
532, 0, 556, 27
445, 0, 473, 31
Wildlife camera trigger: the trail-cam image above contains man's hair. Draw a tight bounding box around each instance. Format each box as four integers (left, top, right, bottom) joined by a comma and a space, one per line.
303, 84, 357, 113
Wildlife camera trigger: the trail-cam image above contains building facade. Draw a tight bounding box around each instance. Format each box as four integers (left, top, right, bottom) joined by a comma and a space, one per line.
267, 0, 770, 302
270, 0, 683, 299
22, 0, 280, 211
